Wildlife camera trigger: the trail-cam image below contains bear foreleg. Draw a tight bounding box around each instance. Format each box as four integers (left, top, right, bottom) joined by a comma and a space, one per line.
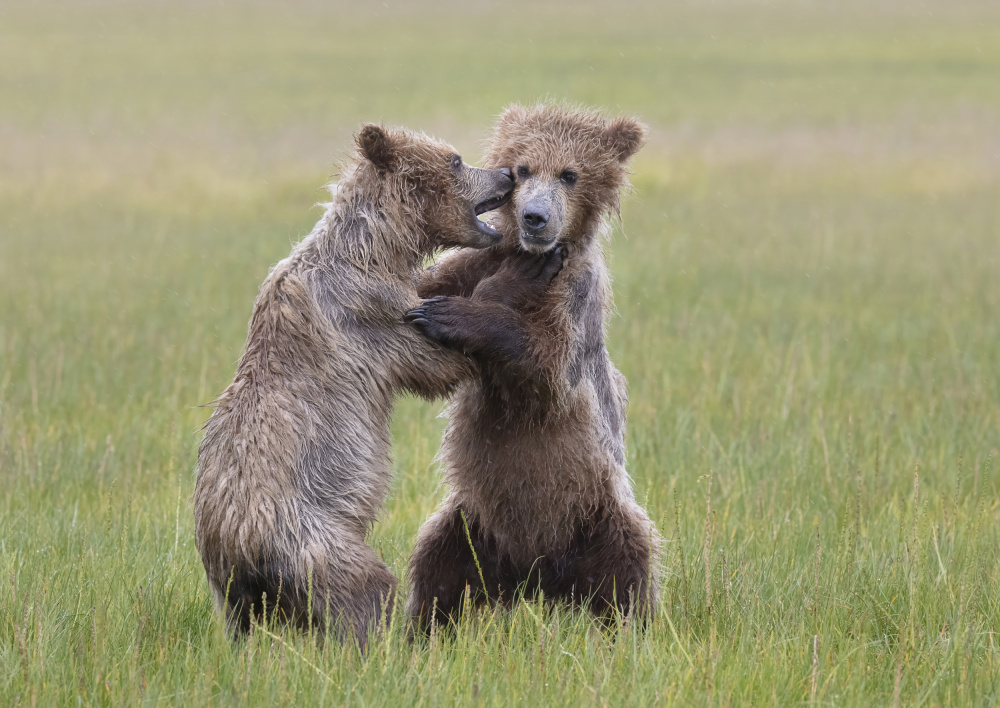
417, 248, 505, 299
469, 246, 564, 310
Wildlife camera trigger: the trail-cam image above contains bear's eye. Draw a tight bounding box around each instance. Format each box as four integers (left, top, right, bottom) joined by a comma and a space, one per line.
451, 155, 463, 171
516, 165, 530, 179
560, 170, 578, 186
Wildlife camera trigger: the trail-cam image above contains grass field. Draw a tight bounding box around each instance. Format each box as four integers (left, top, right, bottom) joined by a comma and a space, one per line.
2, 1, 1000, 705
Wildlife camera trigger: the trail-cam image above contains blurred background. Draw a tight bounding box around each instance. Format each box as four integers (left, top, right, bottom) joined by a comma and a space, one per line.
1, 1, 999, 703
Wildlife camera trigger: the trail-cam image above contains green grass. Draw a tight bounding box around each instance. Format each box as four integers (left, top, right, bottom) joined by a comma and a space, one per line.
2, 0, 1000, 704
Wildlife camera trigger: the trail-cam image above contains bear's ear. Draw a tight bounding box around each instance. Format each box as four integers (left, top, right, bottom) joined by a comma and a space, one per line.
356, 124, 397, 172
602, 116, 647, 163
492, 104, 529, 138
497, 104, 527, 126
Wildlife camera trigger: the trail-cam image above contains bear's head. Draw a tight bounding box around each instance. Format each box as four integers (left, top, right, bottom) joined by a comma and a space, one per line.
482, 103, 646, 254
355, 124, 514, 253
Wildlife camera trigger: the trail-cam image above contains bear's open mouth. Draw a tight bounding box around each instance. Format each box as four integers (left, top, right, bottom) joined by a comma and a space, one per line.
473, 189, 512, 236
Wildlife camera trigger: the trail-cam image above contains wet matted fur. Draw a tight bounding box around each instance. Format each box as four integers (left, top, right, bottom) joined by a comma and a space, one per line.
194, 124, 517, 645
405, 103, 664, 629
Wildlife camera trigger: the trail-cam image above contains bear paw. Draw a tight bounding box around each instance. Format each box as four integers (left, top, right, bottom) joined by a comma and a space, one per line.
511, 243, 565, 285
405, 296, 468, 348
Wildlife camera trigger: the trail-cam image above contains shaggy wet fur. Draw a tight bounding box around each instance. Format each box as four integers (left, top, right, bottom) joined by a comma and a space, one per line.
406, 104, 663, 630
194, 124, 520, 645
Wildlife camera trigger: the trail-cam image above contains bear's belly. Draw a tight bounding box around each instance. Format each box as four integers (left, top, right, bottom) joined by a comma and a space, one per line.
445, 400, 620, 566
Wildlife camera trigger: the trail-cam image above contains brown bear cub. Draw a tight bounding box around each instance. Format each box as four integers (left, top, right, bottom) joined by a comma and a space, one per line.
405, 104, 662, 629
194, 124, 561, 645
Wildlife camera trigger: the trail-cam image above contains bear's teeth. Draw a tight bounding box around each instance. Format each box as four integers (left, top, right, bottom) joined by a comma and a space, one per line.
475, 214, 500, 236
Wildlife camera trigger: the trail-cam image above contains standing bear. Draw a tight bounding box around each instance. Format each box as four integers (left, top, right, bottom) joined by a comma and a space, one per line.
194, 124, 560, 645
405, 103, 662, 628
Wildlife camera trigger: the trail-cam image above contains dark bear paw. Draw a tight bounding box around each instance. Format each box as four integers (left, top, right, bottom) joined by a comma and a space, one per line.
475, 244, 564, 308
513, 243, 565, 286
405, 296, 468, 348
473, 246, 566, 310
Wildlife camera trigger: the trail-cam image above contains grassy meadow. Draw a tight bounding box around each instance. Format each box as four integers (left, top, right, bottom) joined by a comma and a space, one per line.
2, 0, 1000, 704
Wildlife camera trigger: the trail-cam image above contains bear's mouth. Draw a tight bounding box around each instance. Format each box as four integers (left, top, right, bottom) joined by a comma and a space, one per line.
473, 189, 512, 237
519, 231, 558, 253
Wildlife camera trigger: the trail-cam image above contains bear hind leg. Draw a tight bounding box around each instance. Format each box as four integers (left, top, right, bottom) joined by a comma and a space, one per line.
406, 505, 507, 634
305, 542, 398, 650
222, 558, 305, 639
553, 506, 659, 623
216, 543, 398, 649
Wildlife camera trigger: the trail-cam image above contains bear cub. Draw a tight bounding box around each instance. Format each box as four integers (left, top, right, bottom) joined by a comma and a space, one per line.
405, 104, 662, 629
194, 124, 560, 645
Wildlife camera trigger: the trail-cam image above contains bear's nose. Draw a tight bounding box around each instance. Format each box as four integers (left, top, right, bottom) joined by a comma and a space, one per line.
498, 167, 513, 181
522, 208, 549, 232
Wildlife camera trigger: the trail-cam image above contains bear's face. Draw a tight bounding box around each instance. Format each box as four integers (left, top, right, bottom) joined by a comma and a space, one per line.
356, 125, 514, 252
483, 104, 646, 254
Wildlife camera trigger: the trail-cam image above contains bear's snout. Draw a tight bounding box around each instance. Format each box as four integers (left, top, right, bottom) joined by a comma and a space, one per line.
522, 205, 549, 232
515, 182, 563, 253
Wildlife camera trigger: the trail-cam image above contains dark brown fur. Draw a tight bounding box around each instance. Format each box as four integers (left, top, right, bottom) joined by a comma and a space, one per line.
193, 124, 524, 645
405, 104, 663, 629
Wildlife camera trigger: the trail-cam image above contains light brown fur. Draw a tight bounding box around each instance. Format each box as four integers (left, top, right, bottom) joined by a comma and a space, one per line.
405, 104, 663, 627
194, 124, 515, 644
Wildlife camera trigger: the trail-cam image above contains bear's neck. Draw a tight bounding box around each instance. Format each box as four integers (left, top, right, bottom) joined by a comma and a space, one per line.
316, 179, 425, 276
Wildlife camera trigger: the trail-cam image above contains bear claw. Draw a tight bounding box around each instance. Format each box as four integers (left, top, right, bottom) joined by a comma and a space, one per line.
406, 297, 462, 346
